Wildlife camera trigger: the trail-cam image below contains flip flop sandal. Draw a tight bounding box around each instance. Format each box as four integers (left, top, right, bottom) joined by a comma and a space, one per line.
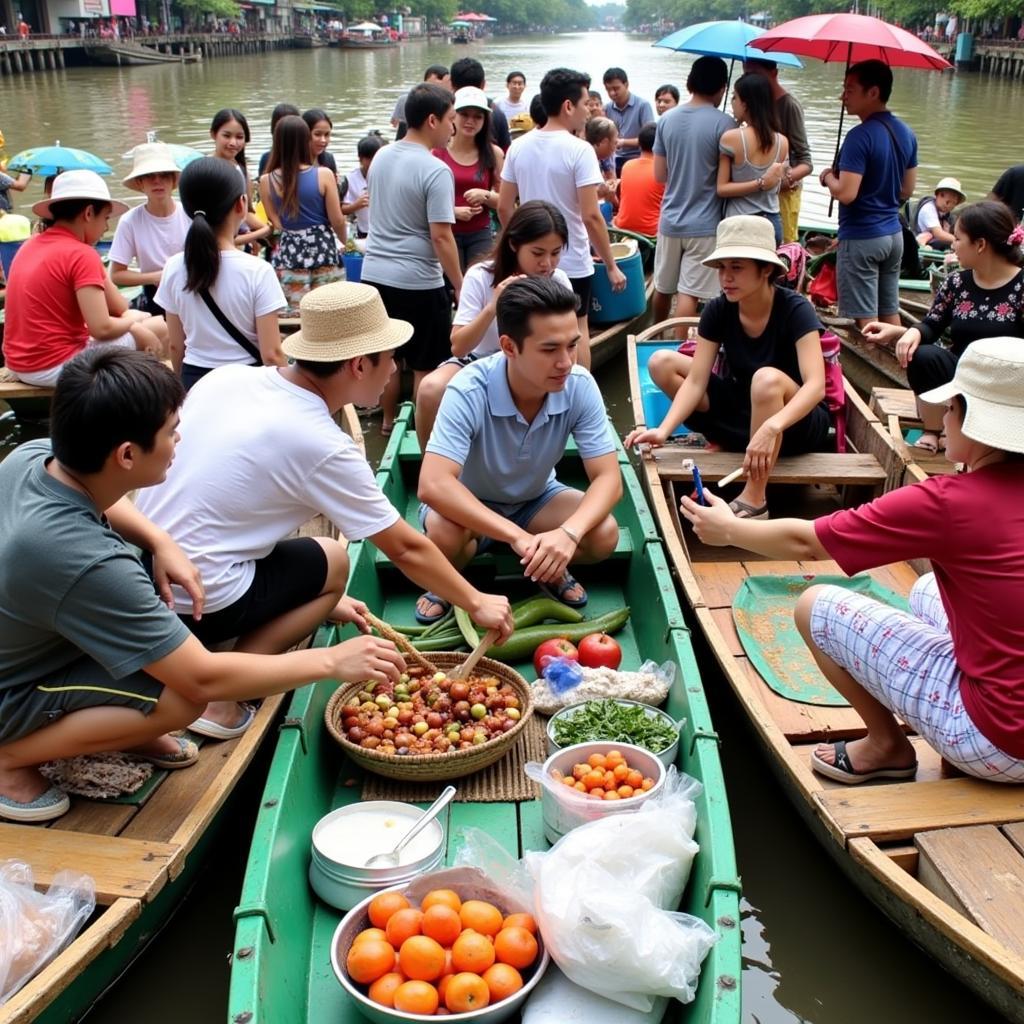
129, 735, 200, 770
0, 784, 70, 823
810, 739, 917, 785
414, 591, 452, 625
189, 703, 256, 740
729, 498, 770, 520
538, 570, 588, 609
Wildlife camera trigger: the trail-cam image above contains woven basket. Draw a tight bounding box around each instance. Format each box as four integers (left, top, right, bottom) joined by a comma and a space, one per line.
325, 653, 534, 781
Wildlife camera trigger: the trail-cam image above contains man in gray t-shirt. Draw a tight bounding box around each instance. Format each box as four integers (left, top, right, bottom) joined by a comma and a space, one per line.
652, 56, 733, 327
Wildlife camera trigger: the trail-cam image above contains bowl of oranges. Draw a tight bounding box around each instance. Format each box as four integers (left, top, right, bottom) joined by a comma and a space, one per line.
331, 868, 549, 1022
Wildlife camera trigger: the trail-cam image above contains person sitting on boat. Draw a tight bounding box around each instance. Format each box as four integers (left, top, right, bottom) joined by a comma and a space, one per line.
913, 177, 965, 251
613, 122, 664, 240
0, 347, 409, 823
863, 200, 1024, 455
136, 282, 514, 737
108, 143, 191, 317
625, 215, 830, 520
415, 200, 573, 450
680, 337, 1024, 786
416, 276, 621, 622
1, 170, 168, 388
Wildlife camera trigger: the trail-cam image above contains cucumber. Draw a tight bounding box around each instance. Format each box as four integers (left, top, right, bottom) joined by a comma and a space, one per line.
418, 606, 455, 637
454, 605, 480, 649
512, 596, 584, 629
486, 607, 630, 661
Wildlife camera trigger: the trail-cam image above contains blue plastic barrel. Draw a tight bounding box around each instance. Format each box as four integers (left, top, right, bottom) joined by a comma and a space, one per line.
589, 239, 646, 325
343, 252, 363, 283
599, 200, 613, 225
0, 241, 24, 279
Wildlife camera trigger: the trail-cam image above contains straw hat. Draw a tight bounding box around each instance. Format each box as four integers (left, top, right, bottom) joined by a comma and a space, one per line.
934, 177, 965, 202
702, 215, 786, 270
454, 86, 490, 112
282, 283, 413, 362
32, 169, 128, 220
920, 338, 1024, 454
123, 143, 180, 192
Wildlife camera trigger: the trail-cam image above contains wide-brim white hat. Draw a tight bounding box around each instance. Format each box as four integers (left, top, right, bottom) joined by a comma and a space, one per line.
934, 176, 965, 202
919, 337, 1024, 454
32, 169, 129, 220
282, 282, 413, 362
123, 142, 181, 192
702, 214, 787, 270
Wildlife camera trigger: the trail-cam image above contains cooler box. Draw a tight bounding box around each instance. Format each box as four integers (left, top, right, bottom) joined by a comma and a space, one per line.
589, 239, 646, 325
343, 252, 363, 283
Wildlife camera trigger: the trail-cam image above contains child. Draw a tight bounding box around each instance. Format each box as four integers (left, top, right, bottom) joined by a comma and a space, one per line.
585, 116, 619, 205
915, 177, 965, 250
108, 142, 191, 315
343, 134, 386, 240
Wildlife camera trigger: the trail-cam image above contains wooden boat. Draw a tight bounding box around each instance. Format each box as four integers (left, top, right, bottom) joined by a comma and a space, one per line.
227, 401, 743, 1024
627, 319, 1024, 1023
292, 33, 329, 48
0, 406, 362, 1024
333, 33, 397, 48
84, 42, 200, 65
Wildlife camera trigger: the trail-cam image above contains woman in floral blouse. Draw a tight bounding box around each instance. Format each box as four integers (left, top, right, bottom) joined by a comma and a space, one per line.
864, 200, 1024, 453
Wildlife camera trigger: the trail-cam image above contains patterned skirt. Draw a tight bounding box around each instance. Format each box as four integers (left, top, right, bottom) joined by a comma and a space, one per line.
272, 223, 343, 311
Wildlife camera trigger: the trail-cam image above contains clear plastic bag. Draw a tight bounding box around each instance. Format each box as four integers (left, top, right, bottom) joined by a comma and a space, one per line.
531, 659, 676, 715
0, 860, 95, 1005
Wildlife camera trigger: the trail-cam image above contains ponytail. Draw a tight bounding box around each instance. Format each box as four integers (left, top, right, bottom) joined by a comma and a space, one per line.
178, 157, 245, 293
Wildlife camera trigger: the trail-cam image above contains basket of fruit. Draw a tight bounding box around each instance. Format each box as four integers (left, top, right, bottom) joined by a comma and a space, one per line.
325, 654, 534, 781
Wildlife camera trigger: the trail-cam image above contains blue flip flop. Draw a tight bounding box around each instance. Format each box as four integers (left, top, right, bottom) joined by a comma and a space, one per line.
0, 784, 70, 823
538, 570, 588, 609
414, 592, 452, 625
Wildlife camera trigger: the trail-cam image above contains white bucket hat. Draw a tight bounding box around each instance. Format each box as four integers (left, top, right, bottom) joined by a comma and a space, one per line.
282, 282, 413, 362
934, 177, 965, 202
123, 142, 181, 192
702, 215, 787, 270
32, 169, 128, 220
920, 337, 1024, 454
454, 86, 490, 113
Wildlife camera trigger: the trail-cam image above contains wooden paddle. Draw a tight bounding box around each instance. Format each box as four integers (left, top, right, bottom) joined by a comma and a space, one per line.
450, 628, 501, 681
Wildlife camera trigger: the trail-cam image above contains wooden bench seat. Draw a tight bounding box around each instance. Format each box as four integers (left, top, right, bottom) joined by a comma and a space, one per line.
870, 386, 955, 477
650, 449, 887, 489
0, 378, 53, 400
870, 386, 920, 424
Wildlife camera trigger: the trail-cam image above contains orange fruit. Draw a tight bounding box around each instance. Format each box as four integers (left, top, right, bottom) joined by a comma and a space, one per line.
445, 972, 491, 1013
586, 752, 607, 769
346, 938, 397, 984
590, 788, 606, 799
421, 904, 462, 947
367, 972, 405, 1007
502, 912, 537, 934
437, 973, 454, 1004
451, 929, 496, 973
393, 979, 439, 1015
459, 899, 504, 937
399, 935, 447, 982
612, 762, 630, 782
617, 785, 635, 799
482, 962, 524, 1002
583, 770, 605, 790
605, 749, 625, 767
626, 769, 644, 789
353, 927, 389, 946
641, 777, 655, 791
422, 888, 462, 913
385, 907, 424, 948
368, 891, 410, 930
603, 790, 620, 800
494, 926, 539, 969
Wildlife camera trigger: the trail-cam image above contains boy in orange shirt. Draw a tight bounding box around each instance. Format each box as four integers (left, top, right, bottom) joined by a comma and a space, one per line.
613, 123, 663, 238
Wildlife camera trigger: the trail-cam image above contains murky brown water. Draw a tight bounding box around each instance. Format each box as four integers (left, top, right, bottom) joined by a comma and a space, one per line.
3, 31, 1017, 1023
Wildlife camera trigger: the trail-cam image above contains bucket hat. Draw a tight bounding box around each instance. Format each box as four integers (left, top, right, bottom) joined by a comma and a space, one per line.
123, 142, 181, 192
282, 282, 413, 362
32, 169, 128, 220
453, 86, 490, 113
934, 177, 965, 202
919, 337, 1024, 454
702, 215, 787, 270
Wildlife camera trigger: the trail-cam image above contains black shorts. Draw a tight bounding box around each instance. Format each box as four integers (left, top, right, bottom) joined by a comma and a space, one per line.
685, 374, 832, 455
176, 538, 329, 647
363, 280, 452, 372
567, 274, 592, 319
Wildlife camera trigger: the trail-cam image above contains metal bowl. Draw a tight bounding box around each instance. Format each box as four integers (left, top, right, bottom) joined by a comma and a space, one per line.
545, 699, 680, 768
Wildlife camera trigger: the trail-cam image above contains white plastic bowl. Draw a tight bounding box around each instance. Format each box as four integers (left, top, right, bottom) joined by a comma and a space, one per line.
545, 699, 680, 768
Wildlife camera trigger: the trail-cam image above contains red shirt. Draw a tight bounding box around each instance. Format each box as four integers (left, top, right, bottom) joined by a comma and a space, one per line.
432, 147, 494, 235
613, 153, 664, 238
815, 464, 1024, 757
2, 226, 107, 373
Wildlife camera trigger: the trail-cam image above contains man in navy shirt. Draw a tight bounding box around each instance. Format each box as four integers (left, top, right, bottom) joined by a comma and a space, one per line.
820, 60, 918, 330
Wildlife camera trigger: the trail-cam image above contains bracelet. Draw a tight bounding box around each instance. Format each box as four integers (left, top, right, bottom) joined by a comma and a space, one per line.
560, 525, 580, 544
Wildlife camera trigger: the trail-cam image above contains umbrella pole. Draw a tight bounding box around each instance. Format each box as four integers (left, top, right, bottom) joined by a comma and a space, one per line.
827, 46, 852, 219
724, 59, 734, 111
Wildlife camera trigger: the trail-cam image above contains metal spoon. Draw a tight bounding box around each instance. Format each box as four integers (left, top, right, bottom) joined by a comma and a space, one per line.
363, 785, 456, 868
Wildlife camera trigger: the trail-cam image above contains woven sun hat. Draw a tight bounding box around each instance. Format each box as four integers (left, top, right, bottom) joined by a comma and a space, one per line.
282, 282, 413, 362
920, 338, 1024, 454
122, 142, 181, 192
454, 86, 490, 113
702, 214, 787, 270
32, 169, 129, 220
934, 177, 965, 202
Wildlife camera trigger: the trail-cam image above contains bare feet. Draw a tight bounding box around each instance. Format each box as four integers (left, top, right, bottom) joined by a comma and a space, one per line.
813, 734, 916, 775
0, 766, 51, 804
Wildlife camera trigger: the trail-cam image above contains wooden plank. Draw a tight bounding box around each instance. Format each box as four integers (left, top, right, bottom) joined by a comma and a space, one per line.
691, 561, 748, 610
0, 899, 140, 1024
867, 561, 920, 596
812, 736, 940, 793
49, 800, 138, 836
1003, 822, 1024, 859
870, 387, 919, 422
0, 380, 53, 400
881, 843, 918, 873
817, 778, 1024, 843
709, 607, 744, 657
916, 825, 1024, 957
0, 826, 176, 904
651, 449, 886, 485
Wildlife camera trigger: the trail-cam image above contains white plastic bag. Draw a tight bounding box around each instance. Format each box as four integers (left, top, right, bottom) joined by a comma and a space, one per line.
523, 965, 668, 1024
0, 860, 95, 1005
530, 659, 675, 715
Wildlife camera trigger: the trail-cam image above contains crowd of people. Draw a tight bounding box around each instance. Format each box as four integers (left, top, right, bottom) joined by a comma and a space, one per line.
0, 55, 1023, 822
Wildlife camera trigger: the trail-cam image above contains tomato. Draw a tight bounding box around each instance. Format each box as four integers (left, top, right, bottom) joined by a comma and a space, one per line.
577, 632, 622, 669
532, 638, 579, 676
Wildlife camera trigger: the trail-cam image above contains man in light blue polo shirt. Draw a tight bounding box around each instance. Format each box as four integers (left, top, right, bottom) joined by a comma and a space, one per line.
603, 66, 655, 176
416, 277, 622, 622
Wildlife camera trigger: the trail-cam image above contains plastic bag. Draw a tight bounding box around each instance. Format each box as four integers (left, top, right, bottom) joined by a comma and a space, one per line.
531, 660, 675, 715
0, 860, 95, 1005
523, 965, 667, 1024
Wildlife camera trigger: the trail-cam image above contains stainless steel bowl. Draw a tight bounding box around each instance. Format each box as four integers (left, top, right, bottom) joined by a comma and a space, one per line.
545, 699, 680, 768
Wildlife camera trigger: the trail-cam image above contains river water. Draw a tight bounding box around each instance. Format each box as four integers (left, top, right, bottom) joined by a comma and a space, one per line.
2, 31, 1018, 1024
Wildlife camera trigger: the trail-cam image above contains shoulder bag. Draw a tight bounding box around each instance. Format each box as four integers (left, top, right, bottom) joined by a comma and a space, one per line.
198, 288, 261, 364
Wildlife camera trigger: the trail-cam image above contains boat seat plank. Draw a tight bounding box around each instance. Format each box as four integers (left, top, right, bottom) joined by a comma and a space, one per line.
810, 736, 940, 791
870, 387, 920, 423
0, 380, 53, 400
915, 825, 1024, 957
1002, 822, 1024, 858
48, 800, 138, 836
0, 826, 177, 904
650, 450, 887, 487
817, 779, 1024, 843
691, 561, 749, 610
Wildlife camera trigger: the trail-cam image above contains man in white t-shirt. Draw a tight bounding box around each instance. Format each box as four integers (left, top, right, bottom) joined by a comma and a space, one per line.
136, 283, 514, 735
498, 67, 626, 369
494, 70, 529, 121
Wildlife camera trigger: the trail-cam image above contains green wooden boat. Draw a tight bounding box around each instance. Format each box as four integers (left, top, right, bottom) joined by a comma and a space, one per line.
228, 402, 743, 1024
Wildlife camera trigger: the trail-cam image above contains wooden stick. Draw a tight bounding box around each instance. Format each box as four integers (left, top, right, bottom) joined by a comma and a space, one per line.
717, 466, 744, 488
450, 628, 500, 680
363, 610, 439, 675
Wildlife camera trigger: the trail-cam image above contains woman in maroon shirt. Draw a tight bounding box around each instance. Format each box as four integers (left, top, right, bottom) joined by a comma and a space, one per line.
680, 337, 1024, 785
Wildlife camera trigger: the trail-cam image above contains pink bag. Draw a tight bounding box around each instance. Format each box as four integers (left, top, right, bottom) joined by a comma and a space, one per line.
820, 330, 847, 452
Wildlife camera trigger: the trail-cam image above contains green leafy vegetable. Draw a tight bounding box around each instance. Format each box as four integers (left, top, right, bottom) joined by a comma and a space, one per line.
552, 700, 678, 754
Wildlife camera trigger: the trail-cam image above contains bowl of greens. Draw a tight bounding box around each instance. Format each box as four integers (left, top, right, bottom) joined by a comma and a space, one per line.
546, 699, 681, 768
